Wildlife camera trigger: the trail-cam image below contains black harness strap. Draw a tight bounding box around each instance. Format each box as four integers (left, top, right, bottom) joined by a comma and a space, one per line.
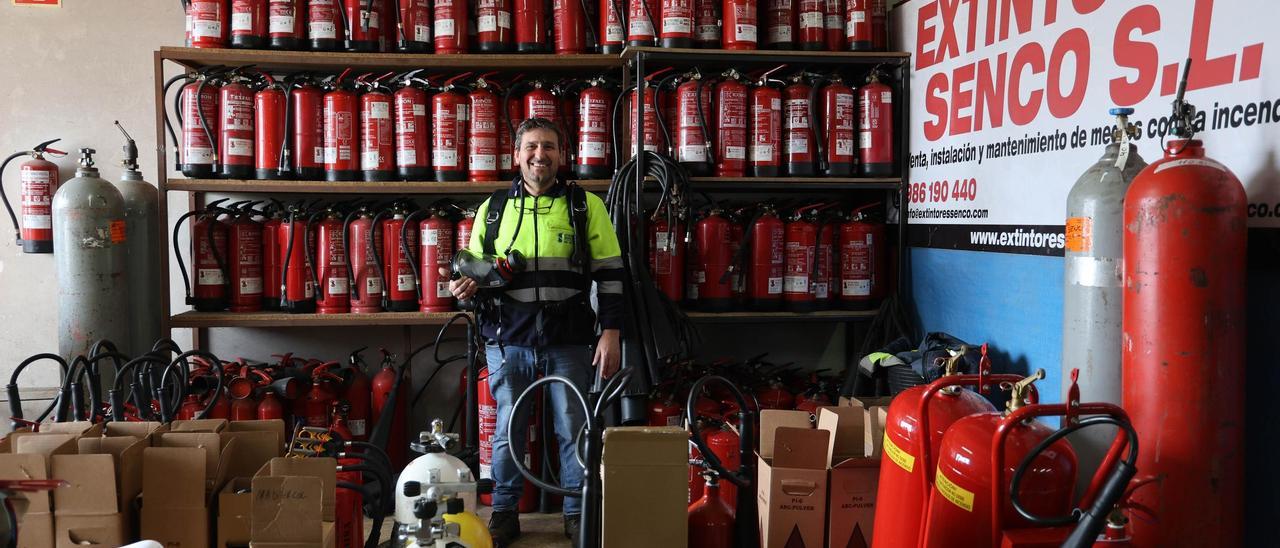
566, 182, 591, 275
481, 188, 509, 256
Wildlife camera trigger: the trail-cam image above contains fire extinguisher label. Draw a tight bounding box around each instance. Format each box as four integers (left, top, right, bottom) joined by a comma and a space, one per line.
423, 228, 439, 245
800, 11, 823, 29
436, 281, 452, 298
680, 145, 707, 162
751, 144, 774, 161
187, 147, 215, 164
850, 10, 867, 23
227, 138, 253, 157
470, 154, 497, 171
816, 281, 829, 299
415, 24, 431, 42
312, 147, 324, 164
935, 469, 975, 512
784, 275, 808, 293
270, 15, 294, 34
232, 12, 254, 32
413, 104, 426, 116
826, 14, 842, 29
724, 146, 746, 160
198, 269, 224, 285
366, 277, 383, 295
835, 139, 854, 156
606, 23, 625, 42
663, 17, 693, 34
434, 149, 459, 167
687, 283, 699, 298
882, 433, 915, 472
362, 151, 383, 169
630, 20, 655, 36
860, 131, 873, 149
397, 149, 417, 165
785, 99, 809, 128
843, 279, 870, 296
881, 91, 892, 103
785, 137, 809, 155
694, 270, 706, 283
21, 214, 51, 229
478, 15, 497, 32
579, 141, 608, 159
768, 277, 783, 294
768, 25, 792, 43
368, 102, 391, 120
435, 17, 456, 37
310, 21, 337, 38
240, 277, 263, 295
734, 23, 757, 41
397, 274, 415, 291
328, 277, 348, 295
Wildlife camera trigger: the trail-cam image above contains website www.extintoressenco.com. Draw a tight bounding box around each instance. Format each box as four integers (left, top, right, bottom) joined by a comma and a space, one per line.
967, 227, 1066, 250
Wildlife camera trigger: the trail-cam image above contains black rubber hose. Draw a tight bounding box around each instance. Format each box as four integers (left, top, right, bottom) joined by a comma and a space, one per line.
341, 209, 362, 301
7, 353, 68, 429
685, 374, 754, 489
162, 74, 190, 170
367, 209, 390, 309
0, 151, 27, 239
400, 209, 427, 302
161, 350, 225, 420
110, 354, 169, 422
1010, 416, 1139, 528
505, 376, 593, 498
195, 78, 217, 168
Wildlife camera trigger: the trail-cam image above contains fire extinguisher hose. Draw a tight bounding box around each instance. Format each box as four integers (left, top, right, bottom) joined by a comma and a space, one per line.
0, 151, 29, 242
159, 350, 226, 421
6, 353, 67, 429
685, 373, 760, 548
109, 353, 170, 422
1009, 415, 1139, 548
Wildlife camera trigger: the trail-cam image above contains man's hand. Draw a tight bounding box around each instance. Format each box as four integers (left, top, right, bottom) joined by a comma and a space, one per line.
593, 329, 621, 378
439, 267, 478, 301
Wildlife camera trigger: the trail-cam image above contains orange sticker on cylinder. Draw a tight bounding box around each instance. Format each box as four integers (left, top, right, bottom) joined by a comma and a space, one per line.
110, 220, 126, 244
1065, 217, 1091, 252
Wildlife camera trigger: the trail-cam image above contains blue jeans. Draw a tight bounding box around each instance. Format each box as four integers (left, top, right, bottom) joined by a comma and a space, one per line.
486, 343, 592, 515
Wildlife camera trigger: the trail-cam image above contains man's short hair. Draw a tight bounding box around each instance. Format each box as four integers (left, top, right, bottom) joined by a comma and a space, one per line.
514, 118, 564, 150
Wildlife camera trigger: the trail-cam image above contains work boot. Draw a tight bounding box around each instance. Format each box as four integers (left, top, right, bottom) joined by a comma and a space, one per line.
488, 510, 521, 547
564, 513, 581, 546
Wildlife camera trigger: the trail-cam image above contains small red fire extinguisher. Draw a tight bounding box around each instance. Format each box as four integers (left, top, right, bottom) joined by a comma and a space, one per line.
749, 65, 786, 177
648, 210, 686, 303
288, 75, 326, 180
0, 139, 64, 254
278, 205, 317, 313
748, 204, 785, 311
845, 0, 872, 51
796, 0, 824, 50
392, 0, 433, 52
218, 71, 257, 179
393, 70, 432, 181
260, 201, 284, 310
659, 0, 695, 48
468, 73, 503, 182
553, 0, 588, 54
810, 73, 856, 176
224, 201, 265, 313
721, 0, 758, 50
838, 202, 886, 310
712, 69, 748, 178
342, 206, 384, 314
174, 198, 232, 312
694, 0, 721, 48
433, 73, 473, 182
267, 0, 306, 49
323, 69, 360, 182
695, 208, 734, 312
762, 0, 796, 50
514, 0, 548, 52
860, 69, 894, 176
432, 0, 469, 53
307, 0, 345, 51
823, 0, 844, 50
171, 71, 222, 178
373, 203, 419, 312
187, 0, 230, 48
254, 73, 289, 180
357, 72, 397, 182
403, 207, 456, 313
783, 203, 823, 312
342, 0, 382, 52
308, 207, 351, 314
576, 78, 615, 179
783, 72, 815, 177
477, 0, 515, 52
627, 0, 661, 47
674, 70, 713, 176
598, 0, 627, 53
231, 0, 269, 49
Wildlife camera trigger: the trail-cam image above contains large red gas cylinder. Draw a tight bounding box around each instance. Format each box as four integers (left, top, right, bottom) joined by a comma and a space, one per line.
394, 75, 431, 180
289, 79, 326, 180
227, 206, 264, 313
477, 0, 514, 52
575, 80, 614, 179
468, 76, 502, 182
432, 74, 471, 182
218, 76, 256, 179
310, 209, 350, 314
783, 74, 815, 176
323, 75, 360, 182
674, 75, 713, 176
359, 77, 396, 182
187, 0, 230, 48
860, 72, 894, 176
814, 75, 855, 176
1122, 139, 1246, 548
839, 205, 886, 310
255, 81, 288, 179
748, 206, 784, 311
660, 0, 695, 48
231, 0, 268, 49
712, 70, 748, 178
721, 0, 758, 50
920, 371, 1075, 548
411, 210, 456, 312
762, 0, 795, 50
307, 0, 345, 51
749, 72, 783, 177
648, 214, 686, 303
343, 208, 383, 314
694, 209, 733, 312
278, 209, 316, 313
688, 475, 734, 548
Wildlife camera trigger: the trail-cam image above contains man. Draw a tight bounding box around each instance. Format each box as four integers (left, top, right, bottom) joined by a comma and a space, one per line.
439, 118, 624, 547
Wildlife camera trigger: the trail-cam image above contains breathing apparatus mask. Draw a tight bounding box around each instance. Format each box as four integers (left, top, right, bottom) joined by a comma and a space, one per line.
451, 249, 527, 310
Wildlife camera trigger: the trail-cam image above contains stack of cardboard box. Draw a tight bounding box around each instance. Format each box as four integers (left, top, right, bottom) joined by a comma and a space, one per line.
756, 397, 891, 548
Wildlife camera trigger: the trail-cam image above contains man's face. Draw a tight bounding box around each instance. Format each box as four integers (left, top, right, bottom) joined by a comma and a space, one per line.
517, 127, 561, 186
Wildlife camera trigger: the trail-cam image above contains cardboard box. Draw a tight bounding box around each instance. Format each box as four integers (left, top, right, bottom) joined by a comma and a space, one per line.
256, 457, 337, 522
601, 427, 688, 548
17, 511, 53, 548
81, 421, 163, 540
757, 410, 830, 548
250, 475, 323, 548
54, 513, 127, 548
839, 396, 894, 410
819, 408, 881, 548
865, 407, 888, 459
219, 477, 255, 548
171, 419, 230, 433
141, 446, 211, 548
0, 453, 56, 548
221, 420, 286, 481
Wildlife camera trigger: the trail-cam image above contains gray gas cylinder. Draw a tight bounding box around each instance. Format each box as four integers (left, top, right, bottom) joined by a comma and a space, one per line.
53, 148, 130, 365
1062, 108, 1146, 493
113, 123, 160, 358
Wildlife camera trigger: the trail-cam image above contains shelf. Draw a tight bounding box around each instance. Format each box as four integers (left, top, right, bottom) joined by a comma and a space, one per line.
170, 311, 466, 328
167, 178, 611, 194
688, 177, 900, 191
622, 46, 910, 68
683, 310, 877, 323
160, 46, 621, 73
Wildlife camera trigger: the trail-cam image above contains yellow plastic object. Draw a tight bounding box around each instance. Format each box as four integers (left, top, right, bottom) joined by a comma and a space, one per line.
443, 510, 493, 548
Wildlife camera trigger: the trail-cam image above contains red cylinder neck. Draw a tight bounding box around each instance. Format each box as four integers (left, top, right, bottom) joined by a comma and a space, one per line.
1164, 139, 1204, 158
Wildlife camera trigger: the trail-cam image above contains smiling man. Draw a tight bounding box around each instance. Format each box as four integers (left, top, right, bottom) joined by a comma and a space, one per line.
439, 118, 624, 547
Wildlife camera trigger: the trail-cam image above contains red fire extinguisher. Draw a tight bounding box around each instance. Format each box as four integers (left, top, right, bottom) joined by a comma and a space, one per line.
357, 72, 397, 182
335, 457, 365, 547
455, 206, 475, 251
648, 211, 685, 303
370, 350, 408, 467
783, 73, 815, 176
659, 0, 695, 48
219, 71, 257, 179
755, 379, 793, 409
477, 0, 514, 52
845, 0, 871, 50
598, 0, 626, 53
688, 420, 740, 509
432, 72, 473, 182
256, 376, 290, 420
287, 75, 326, 180
623, 67, 673, 157
0, 139, 63, 254
278, 205, 317, 313
477, 365, 498, 505
403, 207, 456, 312
231, 0, 269, 49
627, 0, 661, 46
305, 365, 344, 427
575, 78, 614, 179
324, 69, 360, 182
254, 74, 288, 180
693, 0, 720, 48
308, 207, 350, 314
762, 0, 795, 50
674, 71, 713, 175
469, 74, 502, 182
647, 391, 683, 427
260, 202, 284, 310
795, 0, 823, 50
860, 70, 894, 176
811, 73, 856, 176
224, 202, 265, 313
343, 206, 384, 313
839, 203, 885, 310
514, 0, 548, 52
870, 0, 886, 50
721, 0, 758, 50
783, 203, 827, 312
174, 199, 231, 312
688, 473, 734, 548
694, 208, 733, 312
553, 0, 587, 54
187, 0, 230, 48
522, 81, 562, 130
712, 69, 747, 178
391, 0, 432, 51
342, 351, 373, 441
266, 0, 306, 49
823, 0, 843, 50
394, 70, 432, 181
374, 203, 419, 312
228, 368, 262, 421
433, 0, 470, 53
749, 65, 785, 177
174, 72, 222, 178
747, 205, 785, 311
307, 0, 345, 50
341, 0, 381, 52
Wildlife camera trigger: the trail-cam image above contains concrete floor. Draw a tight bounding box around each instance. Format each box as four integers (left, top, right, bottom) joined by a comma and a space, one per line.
371, 507, 571, 547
